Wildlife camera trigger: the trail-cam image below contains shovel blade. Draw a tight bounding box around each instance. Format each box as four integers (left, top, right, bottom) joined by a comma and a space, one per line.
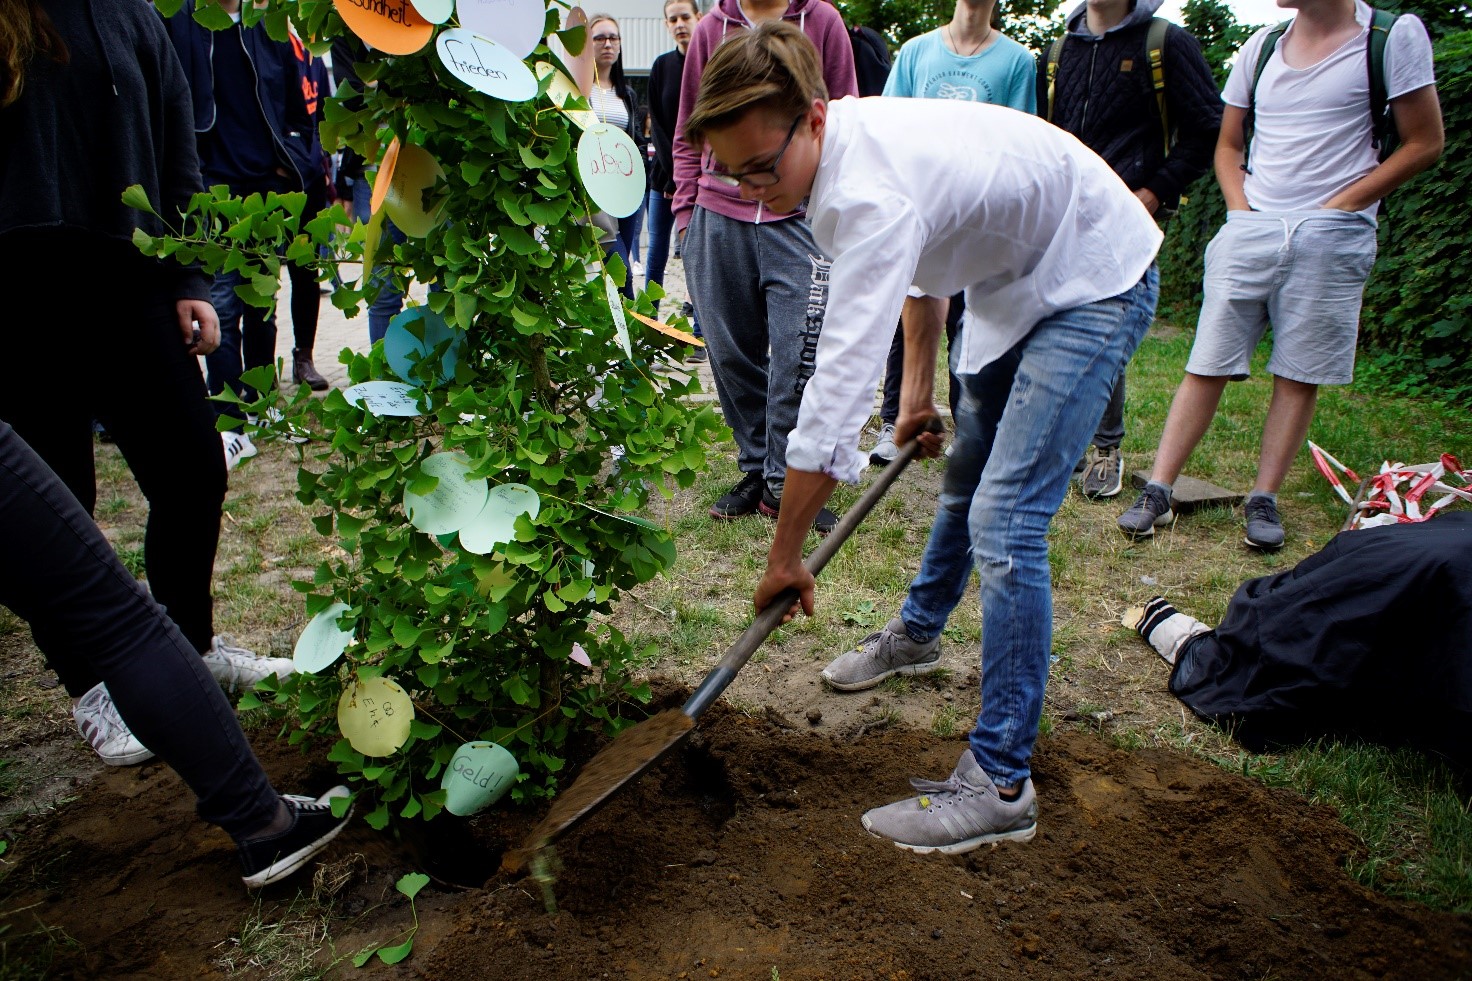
500, 708, 696, 874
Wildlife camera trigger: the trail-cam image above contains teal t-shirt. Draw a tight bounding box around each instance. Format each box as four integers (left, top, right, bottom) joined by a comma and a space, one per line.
882, 29, 1036, 112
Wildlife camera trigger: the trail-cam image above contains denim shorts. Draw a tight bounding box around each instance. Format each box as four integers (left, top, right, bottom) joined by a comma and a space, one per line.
1189, 209, 1378, 385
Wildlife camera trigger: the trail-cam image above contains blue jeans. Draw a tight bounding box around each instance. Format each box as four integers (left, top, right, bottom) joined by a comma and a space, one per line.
898, 267, 1158, 786
350, 177, 407, 343
645, 191, 673, 291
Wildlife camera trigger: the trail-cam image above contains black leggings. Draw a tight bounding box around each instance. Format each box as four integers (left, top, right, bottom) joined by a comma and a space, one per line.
287, 178, 329, 353
0, 420, 276, 838
0, 232, 226, 680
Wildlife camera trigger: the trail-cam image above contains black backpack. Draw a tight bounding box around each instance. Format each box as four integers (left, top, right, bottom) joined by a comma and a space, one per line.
1242, 8, 1400, 172
850, 25, 892, 98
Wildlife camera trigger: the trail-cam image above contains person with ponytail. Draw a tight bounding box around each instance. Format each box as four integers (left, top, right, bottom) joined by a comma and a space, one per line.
688, 22, 1162, 856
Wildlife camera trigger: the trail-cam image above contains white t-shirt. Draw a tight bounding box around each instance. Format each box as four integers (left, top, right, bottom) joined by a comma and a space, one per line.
788, 96, 1162, 484
1223, 1, 1435, 215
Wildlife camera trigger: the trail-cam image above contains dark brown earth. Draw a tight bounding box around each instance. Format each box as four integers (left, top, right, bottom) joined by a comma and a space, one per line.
3, 690, 1469, 981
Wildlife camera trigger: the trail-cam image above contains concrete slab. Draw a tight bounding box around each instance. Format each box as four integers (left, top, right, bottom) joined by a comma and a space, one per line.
1130, 470, 1244, 514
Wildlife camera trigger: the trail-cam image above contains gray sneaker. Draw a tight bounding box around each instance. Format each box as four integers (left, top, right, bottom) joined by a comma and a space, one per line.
1243, 495, 1285, 551
821, 618, 942, 692
861, 750, 1037, 855
868, 423, 898, 467
1117, 484, 1175, 539
1079, 446, 1123, 499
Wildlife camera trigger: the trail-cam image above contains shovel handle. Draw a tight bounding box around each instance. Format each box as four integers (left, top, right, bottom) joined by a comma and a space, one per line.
682, 432, 934, 719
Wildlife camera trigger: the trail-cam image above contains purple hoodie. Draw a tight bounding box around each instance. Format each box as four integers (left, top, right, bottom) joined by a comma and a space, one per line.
671, 0, 858, 232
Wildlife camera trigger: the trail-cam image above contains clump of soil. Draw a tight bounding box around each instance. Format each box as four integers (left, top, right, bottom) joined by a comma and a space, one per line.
2, 696, 1468, 980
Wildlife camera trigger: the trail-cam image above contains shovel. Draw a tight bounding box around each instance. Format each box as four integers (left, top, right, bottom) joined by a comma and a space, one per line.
501, 430, 935, 874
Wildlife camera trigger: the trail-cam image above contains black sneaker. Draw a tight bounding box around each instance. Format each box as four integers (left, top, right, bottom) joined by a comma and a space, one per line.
237, 787, 352, 889
710, 472, 764, 519
758, 487, 838, 536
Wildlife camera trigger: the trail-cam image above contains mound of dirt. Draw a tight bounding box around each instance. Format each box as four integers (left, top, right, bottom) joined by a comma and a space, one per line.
3, 700, 1469, 979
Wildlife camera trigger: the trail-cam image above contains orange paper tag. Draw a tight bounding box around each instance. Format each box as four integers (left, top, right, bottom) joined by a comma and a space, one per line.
630, 310, 702, 346
370, 137, 401, 214
334, 0, 434, 56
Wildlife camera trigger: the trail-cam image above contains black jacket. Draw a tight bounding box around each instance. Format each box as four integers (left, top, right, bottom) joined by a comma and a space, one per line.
1171, 514, 1472, 770
1037, 0, 1221, 212
163, 0, 314, 190
647, 48, 684, 196
0, 0, 210, 301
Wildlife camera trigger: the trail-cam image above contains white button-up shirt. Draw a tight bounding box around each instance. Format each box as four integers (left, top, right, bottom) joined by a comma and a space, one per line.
788, 96, 1163, 483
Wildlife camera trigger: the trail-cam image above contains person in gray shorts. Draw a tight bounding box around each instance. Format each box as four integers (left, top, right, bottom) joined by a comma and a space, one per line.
1118, 0, 1443, 550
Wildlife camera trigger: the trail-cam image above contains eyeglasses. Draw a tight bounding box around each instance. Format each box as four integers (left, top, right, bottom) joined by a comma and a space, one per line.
592, 34, 621, 44
704, 115, 803, 189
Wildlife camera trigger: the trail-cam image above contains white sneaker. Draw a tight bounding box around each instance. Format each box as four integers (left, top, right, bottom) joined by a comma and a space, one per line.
72, 682, 155, 766
202, 636, 294, 694
868, 423, 898, 467
222, 431, 258, 471
257, 407, 309, 445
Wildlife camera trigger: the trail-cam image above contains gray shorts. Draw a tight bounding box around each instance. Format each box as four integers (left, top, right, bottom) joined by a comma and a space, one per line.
1189, 209, 1378, 385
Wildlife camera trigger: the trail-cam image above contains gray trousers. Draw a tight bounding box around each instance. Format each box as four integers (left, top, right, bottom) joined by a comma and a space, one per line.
682, 206, 830, 495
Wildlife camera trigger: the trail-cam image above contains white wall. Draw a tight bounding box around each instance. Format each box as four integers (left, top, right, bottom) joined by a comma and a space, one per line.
583, 0, 676, 74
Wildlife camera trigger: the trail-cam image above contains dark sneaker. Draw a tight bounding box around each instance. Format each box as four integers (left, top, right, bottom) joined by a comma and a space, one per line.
861, 750, 1037, 855
710, 472, 764, 519
685, 346, 708, 364
238, 787, 352, 889
1243, 495, 1285, 551
822, 618, 942, 691
1079, 446, 1123, 499
758, 487, 838, 536
1117, 484, 1175, 539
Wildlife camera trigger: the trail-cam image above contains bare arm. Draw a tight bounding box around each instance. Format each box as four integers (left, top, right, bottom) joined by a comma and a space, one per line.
1214, 105, 1251, 212
1323, 85, 1444, 212
894, 295, 947, 456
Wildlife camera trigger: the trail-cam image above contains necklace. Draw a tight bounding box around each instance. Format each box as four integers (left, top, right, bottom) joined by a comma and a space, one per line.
946, 22, 993, 58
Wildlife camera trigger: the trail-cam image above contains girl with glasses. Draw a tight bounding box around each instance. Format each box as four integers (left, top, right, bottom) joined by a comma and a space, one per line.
587, 14, 646, 298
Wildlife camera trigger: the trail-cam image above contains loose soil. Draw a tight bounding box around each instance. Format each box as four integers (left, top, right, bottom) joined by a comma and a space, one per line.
2, 688, 1469, 980
3, 392, 1470, 979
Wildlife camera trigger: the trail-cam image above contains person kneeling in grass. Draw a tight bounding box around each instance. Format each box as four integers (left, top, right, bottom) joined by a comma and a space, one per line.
1128, 513, 1472, 771
687, 21, 1162, 855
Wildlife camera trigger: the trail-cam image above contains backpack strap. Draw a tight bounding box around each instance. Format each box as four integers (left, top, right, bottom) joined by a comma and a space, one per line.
1045, 35, 1066, 122
1146, 17, 1171, 158
1241, 19, 1291, 174
1368, 7, 1398, 160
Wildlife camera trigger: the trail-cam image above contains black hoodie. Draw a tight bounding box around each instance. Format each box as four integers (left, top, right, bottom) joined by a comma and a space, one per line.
0, 0, 210, 301
1037, 0, 1222, 212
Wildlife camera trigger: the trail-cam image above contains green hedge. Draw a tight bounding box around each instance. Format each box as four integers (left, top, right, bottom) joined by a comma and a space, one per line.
1358, 29, 1472, 400
1158, 29, 1471, 401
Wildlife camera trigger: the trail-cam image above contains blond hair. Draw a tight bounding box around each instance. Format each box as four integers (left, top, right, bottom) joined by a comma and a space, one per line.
683, 20, 827, 145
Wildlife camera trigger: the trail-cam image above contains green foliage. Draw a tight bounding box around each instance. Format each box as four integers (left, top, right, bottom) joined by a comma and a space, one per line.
132, 0, 723, 826
1358, 29, 1472, 401
835, 0, 1065, 55
1183, 0, 1258, 86
353, 872, 430, 967
1156, 0, 1254, 321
